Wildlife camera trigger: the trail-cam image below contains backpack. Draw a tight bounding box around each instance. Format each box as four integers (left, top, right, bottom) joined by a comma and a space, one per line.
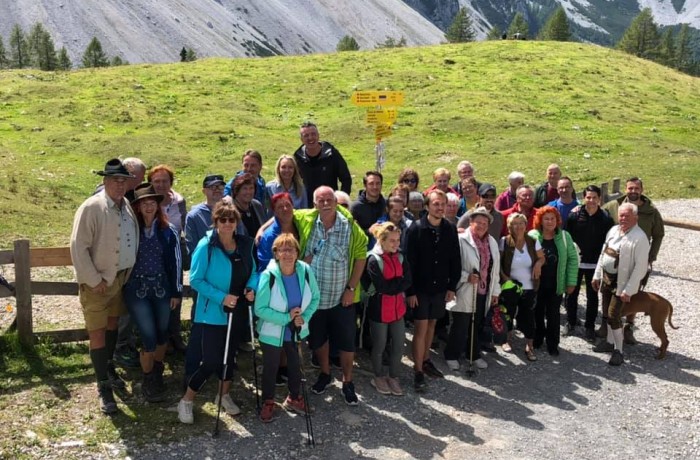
364, 251, 403, 297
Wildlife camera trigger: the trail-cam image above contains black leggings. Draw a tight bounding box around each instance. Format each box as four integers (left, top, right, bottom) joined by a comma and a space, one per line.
261, 341, 302, 401
534, 287, 562, 350
187, 323, 237, 392
505, 289, 536, 339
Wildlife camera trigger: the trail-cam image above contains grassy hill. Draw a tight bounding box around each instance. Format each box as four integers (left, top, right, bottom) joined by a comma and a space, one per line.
1, 40, 699, 248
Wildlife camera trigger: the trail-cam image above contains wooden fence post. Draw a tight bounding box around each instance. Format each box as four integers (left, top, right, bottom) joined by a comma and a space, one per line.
14, 239, 33, 347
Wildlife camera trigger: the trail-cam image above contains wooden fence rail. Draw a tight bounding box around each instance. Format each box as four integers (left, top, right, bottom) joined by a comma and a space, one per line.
0, 178, 697, 347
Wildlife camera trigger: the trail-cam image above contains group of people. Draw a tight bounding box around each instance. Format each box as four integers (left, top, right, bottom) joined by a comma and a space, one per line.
70, 123, 665, 432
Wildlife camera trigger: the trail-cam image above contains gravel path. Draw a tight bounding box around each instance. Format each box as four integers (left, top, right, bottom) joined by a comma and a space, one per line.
5, 200, 700, 459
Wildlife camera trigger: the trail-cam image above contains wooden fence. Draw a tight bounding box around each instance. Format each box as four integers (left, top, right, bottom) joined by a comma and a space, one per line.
1, 178, 698, 347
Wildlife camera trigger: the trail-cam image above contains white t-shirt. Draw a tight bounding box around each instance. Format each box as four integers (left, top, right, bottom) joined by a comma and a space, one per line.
502, 238, 542, 290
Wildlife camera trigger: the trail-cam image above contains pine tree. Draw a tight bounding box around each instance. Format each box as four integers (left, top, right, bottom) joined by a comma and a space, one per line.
445, 7, 475, 43
336, 35, 360, 51
0, 35, 7, 68
376, 36, 407, 48
185, 48, 197, 62
539, 6, 571, 41
486, 26, 503, 41
27, 23, 58, 70
57, 46, 72, 70
617, 8, 660, 60
180, 47, 187, 62
507, 13, 530, 39
82, 37, 109, 68
9, 24, 29, 69
659, 28, 675, 67
675, 24, 693, 73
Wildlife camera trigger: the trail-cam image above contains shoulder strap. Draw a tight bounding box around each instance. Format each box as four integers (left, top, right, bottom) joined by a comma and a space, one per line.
269, 272, 276, 290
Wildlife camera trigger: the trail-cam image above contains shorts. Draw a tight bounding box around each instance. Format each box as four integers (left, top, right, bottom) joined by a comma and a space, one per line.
308, 304, 356, 353
412, 292, 447, 321
79, 270, 128, 331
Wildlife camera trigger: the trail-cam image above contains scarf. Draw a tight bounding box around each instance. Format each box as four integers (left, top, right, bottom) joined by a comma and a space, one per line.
471, 229, 491, 295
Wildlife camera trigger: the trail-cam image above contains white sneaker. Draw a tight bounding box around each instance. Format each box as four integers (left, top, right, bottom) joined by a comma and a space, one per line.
178, 399, 194, 424
446, 360, 460, 371
475, 358, 488, 369
215, 394, 241, 416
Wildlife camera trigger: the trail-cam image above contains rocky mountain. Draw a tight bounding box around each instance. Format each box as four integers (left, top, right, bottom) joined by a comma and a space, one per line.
0, 0, 446, 64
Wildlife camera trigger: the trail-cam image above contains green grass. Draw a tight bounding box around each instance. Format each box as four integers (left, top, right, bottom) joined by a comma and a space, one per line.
1, 40, 699, 249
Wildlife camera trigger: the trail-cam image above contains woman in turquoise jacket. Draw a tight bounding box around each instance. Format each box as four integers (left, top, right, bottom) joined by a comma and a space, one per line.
254, 233, 319, 423
177, 202, 258, 425
528, 206, 579, 356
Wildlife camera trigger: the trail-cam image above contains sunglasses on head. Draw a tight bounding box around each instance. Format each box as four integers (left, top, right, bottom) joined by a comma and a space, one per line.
218, 217, 237, 224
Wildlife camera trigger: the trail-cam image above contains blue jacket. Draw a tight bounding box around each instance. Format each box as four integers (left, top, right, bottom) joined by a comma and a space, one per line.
190, 230, 259, 326
184, 202, 212, 256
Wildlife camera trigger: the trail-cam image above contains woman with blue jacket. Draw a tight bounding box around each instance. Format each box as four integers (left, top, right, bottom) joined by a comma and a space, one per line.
528, 206, 579, 356
178, 202, 258, 425
254, 233, 319, 423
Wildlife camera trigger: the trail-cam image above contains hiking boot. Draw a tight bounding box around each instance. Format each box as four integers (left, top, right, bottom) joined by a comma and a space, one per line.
107, 361, 126, 390
282, 395, 310, 414
593, 341, 615, 353
414, 371, 427, 392
97, 381, 118, 415
259, 399, 279, 423
142, 372, 166, 403
113, 347, 140, 368
170, 335, 187, 353
370, 376, 391, 395
475, 358, 488, 369
152, 361, 166, 393
311, 372, 332, 395
548, 347, 560, 357
595, 318, 608, 338
386, 377, 404, 396
214, 394, 241, 416
563, 323, 576, 337
177, 399, 194, 424
422, 360, 444, 379
342, 381, 359, 406
609, 350, 624, 366
584, 328, 596, 343
623, 324, 638, 345
275, 366, 288, 387
445, 359, 460, 371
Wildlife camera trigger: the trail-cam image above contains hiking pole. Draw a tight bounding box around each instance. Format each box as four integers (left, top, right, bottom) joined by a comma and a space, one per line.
213, 309, 234, 438
465, 270, 479, 378
247, 300, 261, 414
295, 326, 315, 447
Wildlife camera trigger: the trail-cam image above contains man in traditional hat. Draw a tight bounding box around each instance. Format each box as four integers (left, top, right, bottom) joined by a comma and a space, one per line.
70, 158, 139, 414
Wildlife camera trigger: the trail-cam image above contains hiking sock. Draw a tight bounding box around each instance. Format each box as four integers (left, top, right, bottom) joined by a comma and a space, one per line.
90, 346, 110, 382
611, 328, 624, 352
105, 329, 118, 358
606, 324, 614, 345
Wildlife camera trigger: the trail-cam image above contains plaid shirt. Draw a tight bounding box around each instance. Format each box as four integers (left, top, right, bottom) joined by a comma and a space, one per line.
305, 212, 351, 310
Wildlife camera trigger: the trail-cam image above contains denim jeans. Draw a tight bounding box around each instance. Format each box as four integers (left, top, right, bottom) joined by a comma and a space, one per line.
124, 274, 171, 352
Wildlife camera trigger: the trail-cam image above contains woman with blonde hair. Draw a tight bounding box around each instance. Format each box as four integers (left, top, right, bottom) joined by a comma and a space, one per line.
266, 155, 308, 210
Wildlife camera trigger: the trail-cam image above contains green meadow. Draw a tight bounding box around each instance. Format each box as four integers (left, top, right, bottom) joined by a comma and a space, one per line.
1, 40, 699, 248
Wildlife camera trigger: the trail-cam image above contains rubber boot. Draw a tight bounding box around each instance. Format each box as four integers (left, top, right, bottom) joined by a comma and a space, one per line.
623, 323, 638, 345
595, 318, 608, 338
142, 372, 166, 403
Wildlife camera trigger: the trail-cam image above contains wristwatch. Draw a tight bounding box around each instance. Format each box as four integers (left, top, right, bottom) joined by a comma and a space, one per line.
345, 285, 355, 292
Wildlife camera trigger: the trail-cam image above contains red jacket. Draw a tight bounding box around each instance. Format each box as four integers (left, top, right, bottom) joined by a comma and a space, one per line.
363, 250, 411, 323
501, 204, 538, 236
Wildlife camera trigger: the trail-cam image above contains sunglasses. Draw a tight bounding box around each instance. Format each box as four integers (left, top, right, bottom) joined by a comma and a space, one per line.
402, 178, 418, 184
218, 217, 237, 224
207, 184, 224, 191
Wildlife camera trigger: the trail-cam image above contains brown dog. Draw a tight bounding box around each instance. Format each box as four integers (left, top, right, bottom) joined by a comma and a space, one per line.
621, 291, 678, 359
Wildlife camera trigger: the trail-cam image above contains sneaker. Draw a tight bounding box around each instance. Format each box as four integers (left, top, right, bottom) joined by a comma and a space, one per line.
311, 372, 332, 395
445, 360, 460, 371
585, 328, 596, 343
475, 358, 488, 369
593, 341, 615, 353
112, 348, 140, 369
177, 399, 194, 424
370, 376, 391, 395
342, 381, 359, 406
215, 394, 241, 416
259, 399, 279, 423
97, 381, 118, 414
609, 349, 624, 366
107, 362, 127, 390
282, 395, 310, 414
386, 377, 404, 396
548, 347, 560, 357
563, 323, 576, 336
413, 371, 427, 392
422, 360, 444, 378
275, 367, 288, 387
501, 342, 512, 353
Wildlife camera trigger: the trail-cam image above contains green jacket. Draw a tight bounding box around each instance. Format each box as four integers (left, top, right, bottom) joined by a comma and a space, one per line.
603, 194, 664, 262
293, 204, 368, 303
528, 228, 579, 295
254, 260, 319, 347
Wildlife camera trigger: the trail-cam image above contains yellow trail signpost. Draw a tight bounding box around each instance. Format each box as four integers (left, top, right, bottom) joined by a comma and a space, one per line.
351, 91, 404, 172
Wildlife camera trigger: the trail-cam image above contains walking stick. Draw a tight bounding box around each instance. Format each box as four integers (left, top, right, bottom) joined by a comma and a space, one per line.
465, 270, 479, 378
248, 301, 261, 414
296, 327, 315, 447
213, 310, 234, 438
